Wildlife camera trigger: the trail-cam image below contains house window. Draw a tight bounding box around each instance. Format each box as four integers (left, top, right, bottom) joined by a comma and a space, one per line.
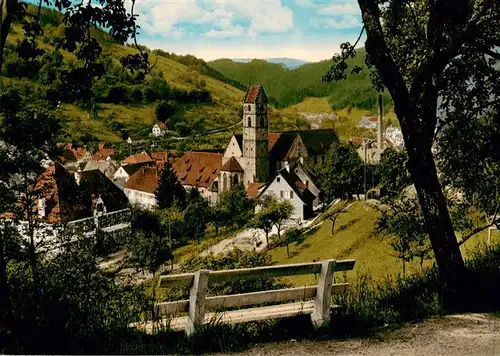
268, 190, 274, 196
277, 177, 281, 182
280, 191, 284, 198
290, 191, 294, 199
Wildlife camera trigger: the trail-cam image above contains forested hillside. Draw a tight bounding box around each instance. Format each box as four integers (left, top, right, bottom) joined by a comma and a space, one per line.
209, 49, 393, 111
2, 6, 248, 143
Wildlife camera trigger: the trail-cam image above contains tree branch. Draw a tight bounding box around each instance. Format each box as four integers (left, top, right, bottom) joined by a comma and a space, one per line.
356, 0, 412, 122
458, 203, 500, 247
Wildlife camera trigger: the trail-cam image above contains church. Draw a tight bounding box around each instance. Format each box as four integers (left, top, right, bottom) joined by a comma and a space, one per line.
192, 85, 337, 220
126, 85, 338, 221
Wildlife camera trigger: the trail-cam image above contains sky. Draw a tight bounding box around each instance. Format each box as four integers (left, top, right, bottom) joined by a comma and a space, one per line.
127, 0, 365, 62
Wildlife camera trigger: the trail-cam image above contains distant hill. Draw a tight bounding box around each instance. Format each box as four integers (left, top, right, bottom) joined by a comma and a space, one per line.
209, 49, 393, 112
232, 58, 308, 69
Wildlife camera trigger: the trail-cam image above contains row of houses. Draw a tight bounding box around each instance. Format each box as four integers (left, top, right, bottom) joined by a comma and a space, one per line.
15, 85, 339, 234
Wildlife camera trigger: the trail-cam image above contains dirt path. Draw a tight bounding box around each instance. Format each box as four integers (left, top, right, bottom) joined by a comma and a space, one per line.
227, 313, 500, 356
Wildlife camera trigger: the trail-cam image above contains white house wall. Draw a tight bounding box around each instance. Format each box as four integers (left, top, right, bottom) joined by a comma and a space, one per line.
124, 188, 156, 209
114, 166, 130, 182
260, 172, 306, 221
223, 136, 243, 159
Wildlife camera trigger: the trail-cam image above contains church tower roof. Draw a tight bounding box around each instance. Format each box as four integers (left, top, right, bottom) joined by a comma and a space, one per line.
244, 85, 267, 103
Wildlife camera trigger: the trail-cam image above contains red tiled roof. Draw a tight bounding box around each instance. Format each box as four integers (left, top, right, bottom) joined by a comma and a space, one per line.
244, 85, 261, 103
349, 137, 364, 145
92, 143, 115, 161
57, 143, 89, 161
122, 153, 153, 165
173, 151, 222, 188
34, 162, 90, 223
268, 132, 281, 151
368, 116, 378, 122
124, 166, 159, 194
247, 182, 265, 199
156, 121, 168, 130
221, 157, 243, 172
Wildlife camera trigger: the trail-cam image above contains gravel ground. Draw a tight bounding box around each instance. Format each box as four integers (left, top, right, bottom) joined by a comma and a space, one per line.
226, 313, 500, 356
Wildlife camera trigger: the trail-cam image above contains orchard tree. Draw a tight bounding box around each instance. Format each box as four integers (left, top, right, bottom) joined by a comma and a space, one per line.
184, 190, 211, 244
379, 148, 412, 199
377, 196, 432, 275
217, 183, 254, 228
323, 0, 500, 286
155, 161, 186, 210
323, 200, 353, 235
319, 143, 363, 204
438, 115, 500, 246
271, 199, 294, 240
284, 227, 303, 258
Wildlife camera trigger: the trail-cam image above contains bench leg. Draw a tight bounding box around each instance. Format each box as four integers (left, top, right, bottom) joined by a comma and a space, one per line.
311, 259, 336, 327
186, 269, 210, 336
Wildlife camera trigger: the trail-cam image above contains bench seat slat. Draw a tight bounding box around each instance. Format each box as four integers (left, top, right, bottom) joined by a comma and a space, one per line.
135, 301, 340, 333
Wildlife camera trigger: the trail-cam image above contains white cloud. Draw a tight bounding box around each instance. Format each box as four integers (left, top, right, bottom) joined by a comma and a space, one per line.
311, 15, 361, 29
128, 0, 293, 39
318, 2, 361, 16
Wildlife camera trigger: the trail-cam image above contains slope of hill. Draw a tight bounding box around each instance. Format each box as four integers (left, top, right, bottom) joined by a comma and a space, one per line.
209, 49, 393, 112
2, 6, 246, 143
232, 57, 308, 69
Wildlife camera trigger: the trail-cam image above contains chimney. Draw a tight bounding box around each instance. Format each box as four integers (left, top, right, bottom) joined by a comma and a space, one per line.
284, 161, 290, 172
377, 94, 384, 153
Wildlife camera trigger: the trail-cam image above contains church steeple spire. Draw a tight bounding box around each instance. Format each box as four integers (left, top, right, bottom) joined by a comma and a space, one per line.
242, 85, 269, 183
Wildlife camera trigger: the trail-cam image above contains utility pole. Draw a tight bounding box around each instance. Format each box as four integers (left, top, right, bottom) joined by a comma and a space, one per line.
363, 139, 367, 200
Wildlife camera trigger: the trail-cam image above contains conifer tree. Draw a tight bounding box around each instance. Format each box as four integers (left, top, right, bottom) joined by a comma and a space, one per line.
155, 161, 186, 210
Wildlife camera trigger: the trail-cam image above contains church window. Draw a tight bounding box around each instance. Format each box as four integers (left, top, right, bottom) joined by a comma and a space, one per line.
223, 173, 228, 192
233, 174, 239, 185
260, 115, 265, 127
248, 117, 251, 127
247, 105, 251, 111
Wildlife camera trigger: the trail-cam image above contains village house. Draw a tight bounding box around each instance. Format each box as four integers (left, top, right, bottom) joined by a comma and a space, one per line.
113, 162, 155, 189
83, 159, 120, 180
123, 166, 160, 209
123, 85, 336, 220
173, 151, 222, 204
385, 125, 405, 149
92, 142, 116, 161
152, 121, 168, 137
121, 152, 154, 166
357, 116, 378, 130
256, 165, 316, 221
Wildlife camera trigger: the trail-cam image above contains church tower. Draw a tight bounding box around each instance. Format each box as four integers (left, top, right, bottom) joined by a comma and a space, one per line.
242, 85, 269, 184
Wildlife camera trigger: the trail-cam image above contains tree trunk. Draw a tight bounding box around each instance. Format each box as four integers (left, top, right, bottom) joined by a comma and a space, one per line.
405, 139, 465, 297
265, 232, 269, 245
330, 216, 337, 235
286, 243, 290, 258
0, 236, 14, 349
0, 0, 18, 76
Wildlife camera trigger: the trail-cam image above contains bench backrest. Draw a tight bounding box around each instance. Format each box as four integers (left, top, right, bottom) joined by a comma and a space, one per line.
156, 259, 355, 335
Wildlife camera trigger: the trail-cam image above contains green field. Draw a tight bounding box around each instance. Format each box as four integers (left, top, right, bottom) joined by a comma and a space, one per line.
269, 201, 493, 287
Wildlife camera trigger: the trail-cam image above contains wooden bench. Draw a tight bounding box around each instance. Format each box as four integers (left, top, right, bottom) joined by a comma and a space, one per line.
134, 259, 355, 335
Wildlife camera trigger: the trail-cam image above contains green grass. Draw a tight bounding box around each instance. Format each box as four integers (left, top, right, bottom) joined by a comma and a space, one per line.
269, 201, 492, 287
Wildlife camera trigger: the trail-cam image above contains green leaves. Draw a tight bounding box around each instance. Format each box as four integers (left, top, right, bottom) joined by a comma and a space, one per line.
318, 143, 363, 203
